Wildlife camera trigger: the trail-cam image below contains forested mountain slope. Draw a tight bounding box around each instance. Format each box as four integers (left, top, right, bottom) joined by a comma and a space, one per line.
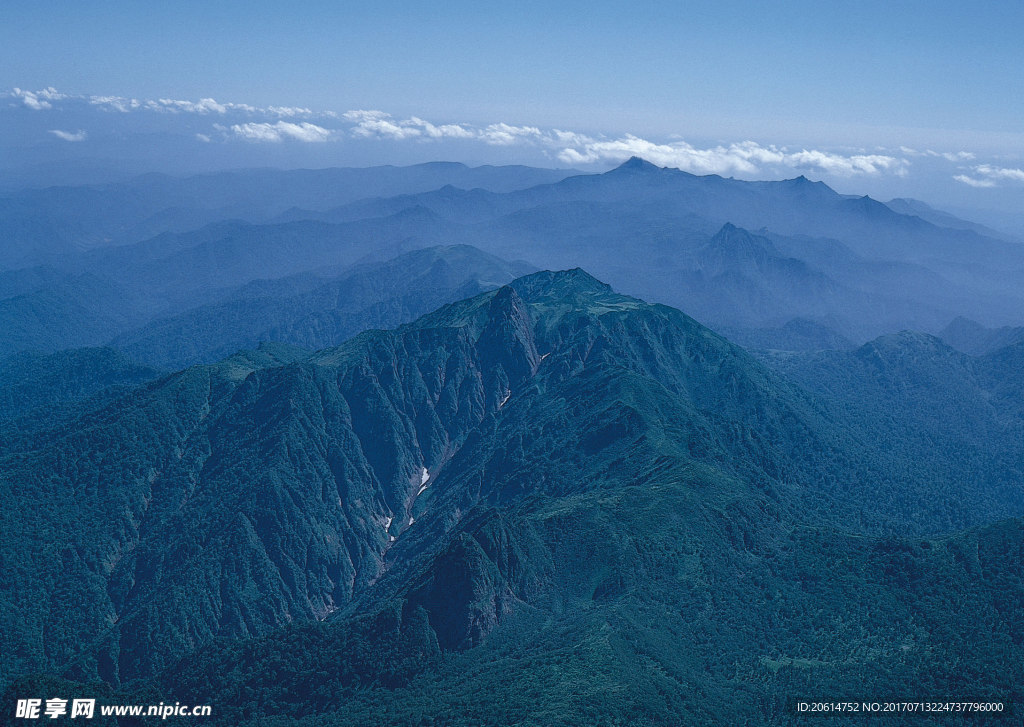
3, 271, 1024, 727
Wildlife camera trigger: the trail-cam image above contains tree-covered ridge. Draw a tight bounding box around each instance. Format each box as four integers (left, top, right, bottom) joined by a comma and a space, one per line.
760, 332, 1024, 531
0, 347, 160, 420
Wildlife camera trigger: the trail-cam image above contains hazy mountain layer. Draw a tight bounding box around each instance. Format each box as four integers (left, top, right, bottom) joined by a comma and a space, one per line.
3, 159, 1023, 363
0, 243, 532, 363
244, 157, 1024, 338
0, 162, 575, 270
3, 157, 1024, 724
111, 245, 535, 368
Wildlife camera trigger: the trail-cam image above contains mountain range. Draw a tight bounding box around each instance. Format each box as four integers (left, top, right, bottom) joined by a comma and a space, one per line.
2, 159, 1024, 725
3, 159, 1023, 368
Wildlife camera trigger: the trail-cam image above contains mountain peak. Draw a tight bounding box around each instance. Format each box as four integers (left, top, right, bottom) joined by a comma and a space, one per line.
942, 316, 985, 337
405, 269, 617, 337
777, 174, 836, 197
510, 268, 612, 301
888, 197, 933, 211
857, 330, 953, 360
701, 223, 776, 270
847, 194, 896, 218
612, 156, 661, 173
479, 285, 540, 382
710, 222, 767, 247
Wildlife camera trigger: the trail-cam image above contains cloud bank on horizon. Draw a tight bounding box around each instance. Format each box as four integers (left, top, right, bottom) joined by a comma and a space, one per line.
5, 86, 1022, 191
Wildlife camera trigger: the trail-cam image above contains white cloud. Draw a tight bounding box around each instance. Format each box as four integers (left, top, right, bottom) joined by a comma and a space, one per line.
937, 150, 975, 162
346, 110, 423, 140
344, 110, 475, 141
953, 175, 997, 188
557, 135, 752, 173
899, 147, 975, 162
287, 107, 904, 177
974, 164, 1024, 182
11, 87, 65, 110
954, 164, 1024, 188
1, 85, 990, 184
195, 133, 211, 143
2, 87, 325, 120
344, 113, 545, 147
787, 148, 907, 176
152, 97, 227, 114
228, 121, 332, 142
340, 109, 910, 178
551, 129, 597, 146
342, 109, 388, 123
479, 122, 543, 146
48, 129, 87, 142
411, 116, 476, 140
267, 105, 323, 118
89, 95, 141, 112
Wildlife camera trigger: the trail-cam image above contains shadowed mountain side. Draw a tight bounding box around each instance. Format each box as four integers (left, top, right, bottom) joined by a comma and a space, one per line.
152, 278, 1024, 725
0, 278, 550, 687
158, 499, 1024, 726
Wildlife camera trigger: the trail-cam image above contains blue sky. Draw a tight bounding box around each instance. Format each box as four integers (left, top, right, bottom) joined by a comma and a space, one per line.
2, 1, 1022, 216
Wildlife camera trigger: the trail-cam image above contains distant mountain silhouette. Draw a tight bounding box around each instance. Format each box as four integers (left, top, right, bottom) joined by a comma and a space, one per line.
3, 160, 1022, 361
938, 316, 1024, 355
0, 162, 577, 270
